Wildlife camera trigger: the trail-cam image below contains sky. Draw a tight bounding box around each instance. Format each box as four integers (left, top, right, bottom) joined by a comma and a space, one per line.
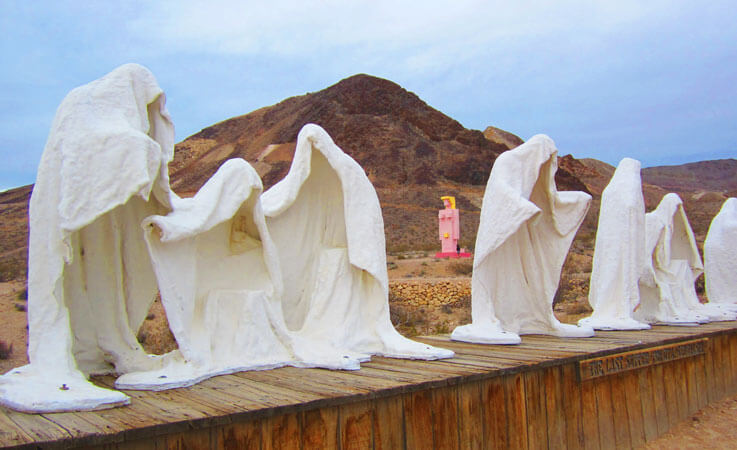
1, 1, 735, 191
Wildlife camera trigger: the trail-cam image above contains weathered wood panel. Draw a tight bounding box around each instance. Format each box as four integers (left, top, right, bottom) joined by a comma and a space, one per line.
3, 323, 737, 449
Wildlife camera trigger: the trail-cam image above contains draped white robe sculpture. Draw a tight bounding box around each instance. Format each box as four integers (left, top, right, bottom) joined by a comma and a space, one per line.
636, 194, 736, 325
0, 64, 175, 412
451, 135, 594, 344
579, 158, 650, 330
704, 198, 737, 306
261, 124, 453, 361
116, 159, 359, 390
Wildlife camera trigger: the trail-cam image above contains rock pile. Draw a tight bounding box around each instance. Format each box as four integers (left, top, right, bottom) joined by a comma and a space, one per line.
389, 280, 470, 307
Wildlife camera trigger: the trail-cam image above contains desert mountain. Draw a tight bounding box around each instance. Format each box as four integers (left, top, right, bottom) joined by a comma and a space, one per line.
0, 74, 734, 281
169, 74, 588, 252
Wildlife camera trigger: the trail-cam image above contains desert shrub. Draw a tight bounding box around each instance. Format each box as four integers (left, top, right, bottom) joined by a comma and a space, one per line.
13, 303, 26, 312
16, 287, 28, 301
434, 321, 451, 334
0, 341, 12, 359
387, 261, 398, 270
449, 260, 473, 276
0, 261, 24, 282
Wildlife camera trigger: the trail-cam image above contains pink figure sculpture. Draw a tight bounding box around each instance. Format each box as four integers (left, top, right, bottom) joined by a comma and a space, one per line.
436, 196, 472, 258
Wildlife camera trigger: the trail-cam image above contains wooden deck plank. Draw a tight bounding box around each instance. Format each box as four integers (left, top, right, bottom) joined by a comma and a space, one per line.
372, 395, 404, 450
544, 365, 566, 449
301, 405, 338, 449
663, 361, 681, 427
593, 377, 615, 450
503, 373, 528, 450
610, 374, 631, 449
339, 401, 373, 450
431, 385, 459, 449
561, 363, 584, 450
638, 366, 658, 442
481, 376, 507, 450
580, 379, 600, 450
1, 323, 736, 448
457, 380, 483, 449
403, 389, 434, 449
622, 369, 645, 448
524, 370, 547, 450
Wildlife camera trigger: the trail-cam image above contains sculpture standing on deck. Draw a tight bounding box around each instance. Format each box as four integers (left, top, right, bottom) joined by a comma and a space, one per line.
704, 198, 737, 306
261, 124, 454, 362
0, 64, 176, 412
635, 193, 736, 325
579, 158, 650, 330
451, 135, 595, 344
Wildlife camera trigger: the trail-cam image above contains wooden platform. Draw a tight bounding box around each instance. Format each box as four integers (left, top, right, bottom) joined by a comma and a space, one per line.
3, 321, 737, 449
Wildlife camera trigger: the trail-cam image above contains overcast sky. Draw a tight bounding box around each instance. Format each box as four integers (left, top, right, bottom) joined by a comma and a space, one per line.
1, 1, 735, 191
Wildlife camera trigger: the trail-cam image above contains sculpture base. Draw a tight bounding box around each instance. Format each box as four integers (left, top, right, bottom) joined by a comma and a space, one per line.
435, 252, 473, 259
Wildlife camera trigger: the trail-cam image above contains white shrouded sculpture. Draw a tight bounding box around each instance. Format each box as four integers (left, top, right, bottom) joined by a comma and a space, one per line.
578, 158, 650, 330
115, 158, 359, 391
0, 64, 175, 412
451, 135, 595, 344
636, 193, 736, 325
704, 198, 737, 307
261, 124, 454, 361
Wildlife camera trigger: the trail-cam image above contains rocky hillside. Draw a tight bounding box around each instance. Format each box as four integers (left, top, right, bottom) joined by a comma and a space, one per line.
168, 74, 588, 252
0, 74, 734, 281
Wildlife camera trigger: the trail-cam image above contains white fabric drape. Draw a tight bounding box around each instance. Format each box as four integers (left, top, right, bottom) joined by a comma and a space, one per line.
0, 64, 175, 412
452, 135, 594, 344
579, 158, 650, 330
704, 198, 737, 306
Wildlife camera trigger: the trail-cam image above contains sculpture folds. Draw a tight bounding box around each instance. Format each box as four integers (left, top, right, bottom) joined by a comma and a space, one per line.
262, 124, 454, 361
1, 65, 452, 412
579, 158, 650, 330
704, 198, 737, 306
0, 64, 175, 412
636, 194, 736, 325
451, 135, 594, 344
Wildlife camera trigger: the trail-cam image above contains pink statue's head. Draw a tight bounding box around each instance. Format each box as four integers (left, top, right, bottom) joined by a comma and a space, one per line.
443, 199, 452, 209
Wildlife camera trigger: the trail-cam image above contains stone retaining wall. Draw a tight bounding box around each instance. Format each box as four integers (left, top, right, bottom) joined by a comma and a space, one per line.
389, 279, 471, 307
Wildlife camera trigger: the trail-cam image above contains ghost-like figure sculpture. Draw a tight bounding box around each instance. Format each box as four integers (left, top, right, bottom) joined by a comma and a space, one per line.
451, 135, 595, 344
636, 193, 736, 325
115, 159, 357, 390
704, 198, 737, 307
261, 124, 453, 361
579, 158, 650, 330
0, 64, 175, 412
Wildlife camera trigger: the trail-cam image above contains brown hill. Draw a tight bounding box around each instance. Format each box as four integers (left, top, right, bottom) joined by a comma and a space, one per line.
169, 74, 588, 252
0, 74, 731, 282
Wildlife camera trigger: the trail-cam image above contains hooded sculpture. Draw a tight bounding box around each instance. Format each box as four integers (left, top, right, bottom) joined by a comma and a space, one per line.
261, 124, 453, 361
451, 134, 594, 344
579, 158, 650, 330
636, 193, 736, 325
114, 158, 358, 391
0, 64, 175, 412
704, 198, 737, 306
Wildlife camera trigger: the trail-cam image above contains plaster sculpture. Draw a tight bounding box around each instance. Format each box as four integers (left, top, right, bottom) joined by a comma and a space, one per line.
115, 159, 358, 391
261, 124, 454, 361
704, 198, 737, 306
0, 64, 176, 412
635, 194, 737, 325
451, 135, 595, 344
578, 158, 650, 330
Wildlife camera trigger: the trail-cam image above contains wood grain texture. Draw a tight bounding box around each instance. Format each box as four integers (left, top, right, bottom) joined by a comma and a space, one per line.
2, 322, 737, 449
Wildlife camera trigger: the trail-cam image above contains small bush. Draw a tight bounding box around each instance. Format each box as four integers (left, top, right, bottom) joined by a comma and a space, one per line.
0, 341, 12, 359
16, 288, 28, 301
13, 303, 26, 312
449, 260, 473, 276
